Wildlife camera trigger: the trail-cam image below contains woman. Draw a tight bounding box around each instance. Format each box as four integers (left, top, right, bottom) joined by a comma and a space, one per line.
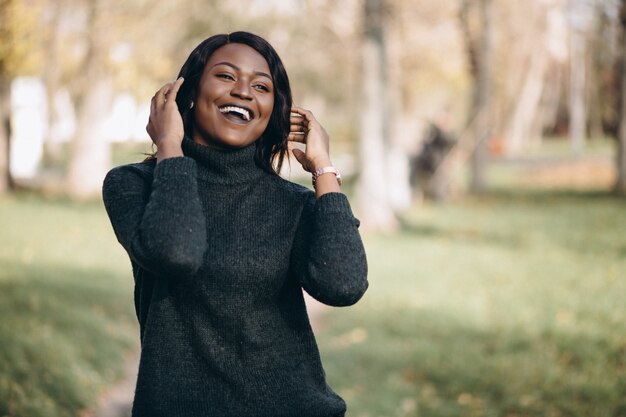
102, 31, 368, 417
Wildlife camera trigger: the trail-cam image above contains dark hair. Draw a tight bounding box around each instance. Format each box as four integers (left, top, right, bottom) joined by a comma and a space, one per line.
171, 31, 292, 175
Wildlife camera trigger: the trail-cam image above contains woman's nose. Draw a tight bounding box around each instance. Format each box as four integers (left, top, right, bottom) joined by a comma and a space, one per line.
230, 79, 253, 100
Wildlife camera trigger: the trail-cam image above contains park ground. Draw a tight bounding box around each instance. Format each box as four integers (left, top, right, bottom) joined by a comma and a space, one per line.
0, 139, 625, 417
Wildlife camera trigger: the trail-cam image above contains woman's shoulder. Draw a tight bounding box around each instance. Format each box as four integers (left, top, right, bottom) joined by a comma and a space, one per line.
270, 175, 314, 197
106, 159, 156, 180
266, 174, 315, 199
103, 159, 156, 195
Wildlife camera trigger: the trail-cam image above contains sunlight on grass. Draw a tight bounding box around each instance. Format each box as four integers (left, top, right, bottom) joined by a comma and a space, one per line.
318, 191, 626, 417
1, 184, 625, 417
0, 194, 137, 417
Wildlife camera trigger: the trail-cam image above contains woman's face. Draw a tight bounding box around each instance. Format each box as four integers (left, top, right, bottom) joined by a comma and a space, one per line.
192, 43, 275, 149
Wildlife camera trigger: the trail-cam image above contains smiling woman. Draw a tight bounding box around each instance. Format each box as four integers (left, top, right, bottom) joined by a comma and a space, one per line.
101, 31, 368, 417
191, 43, 275, 150
158, 32, 294, 177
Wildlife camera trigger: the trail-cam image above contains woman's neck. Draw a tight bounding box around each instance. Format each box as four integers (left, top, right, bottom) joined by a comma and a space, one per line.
181, 136, 264, 184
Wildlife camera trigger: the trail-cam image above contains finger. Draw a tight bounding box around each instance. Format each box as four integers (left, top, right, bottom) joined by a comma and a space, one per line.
288, 132, 306, 142
291, 106, 312, 117
151, 87, 165, 111
292, 107, 319, 131
165, 77, 185, 103
156, 83, 172, 97
289, 122, 307, 133
146, 121, 155, 140
290, 107, 310, 121
290, 115, 307, 127
291, 148, 307, 166
288, 133, 306, 143
146, 115, 157, 138
153, 93, 165, 108
290, 124, 307, 133
156, 82, 173, 104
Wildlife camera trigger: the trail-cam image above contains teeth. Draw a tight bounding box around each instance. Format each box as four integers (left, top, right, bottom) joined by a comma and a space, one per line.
219, 106, 251, 121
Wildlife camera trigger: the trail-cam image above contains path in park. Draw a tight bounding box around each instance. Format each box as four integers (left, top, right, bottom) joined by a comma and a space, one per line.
82, 295, 329, 417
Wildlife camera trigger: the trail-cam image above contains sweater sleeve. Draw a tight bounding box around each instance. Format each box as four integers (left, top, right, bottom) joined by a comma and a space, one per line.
102, 157, 207, 277
291, 191, 368, 306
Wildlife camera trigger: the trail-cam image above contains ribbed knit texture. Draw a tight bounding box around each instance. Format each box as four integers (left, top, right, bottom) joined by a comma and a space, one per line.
102, 136, 368, 417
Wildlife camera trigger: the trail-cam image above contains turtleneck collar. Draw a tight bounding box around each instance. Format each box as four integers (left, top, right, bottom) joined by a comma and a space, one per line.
181, 136, 265, 184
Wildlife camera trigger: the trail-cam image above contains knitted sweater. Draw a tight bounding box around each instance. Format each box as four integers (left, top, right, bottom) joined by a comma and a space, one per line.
101, 136, 368, 417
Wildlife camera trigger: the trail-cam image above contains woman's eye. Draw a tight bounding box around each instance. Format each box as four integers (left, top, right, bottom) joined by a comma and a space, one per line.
217, 73, 235, 81
253, 84, 269, 92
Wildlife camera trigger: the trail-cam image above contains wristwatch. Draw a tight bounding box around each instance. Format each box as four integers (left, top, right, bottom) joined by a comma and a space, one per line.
312, 166, 342, 187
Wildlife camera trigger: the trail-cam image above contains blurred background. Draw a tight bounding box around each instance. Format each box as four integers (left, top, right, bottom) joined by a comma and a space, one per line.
1, 0, 625, 416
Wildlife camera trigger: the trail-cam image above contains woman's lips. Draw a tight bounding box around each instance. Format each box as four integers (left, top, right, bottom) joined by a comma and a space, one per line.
218, 104, 253, 121
219, 110, 251, 125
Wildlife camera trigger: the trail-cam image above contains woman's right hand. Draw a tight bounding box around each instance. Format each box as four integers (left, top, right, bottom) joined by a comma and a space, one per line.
146, 77, 185, 149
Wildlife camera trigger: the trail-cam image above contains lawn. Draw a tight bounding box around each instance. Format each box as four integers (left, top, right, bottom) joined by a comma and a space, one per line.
0, 194, 138, 417
1, 182, 625, 416
319, 189, 626, 417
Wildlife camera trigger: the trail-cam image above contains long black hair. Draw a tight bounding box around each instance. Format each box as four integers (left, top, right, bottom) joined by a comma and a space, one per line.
172, 31, 292, 175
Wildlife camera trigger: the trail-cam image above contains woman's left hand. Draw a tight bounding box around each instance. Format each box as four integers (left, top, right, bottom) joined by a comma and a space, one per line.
288, 106, 332, 172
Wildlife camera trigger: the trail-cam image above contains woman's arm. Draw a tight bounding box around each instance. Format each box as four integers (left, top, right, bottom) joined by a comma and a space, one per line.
102, 77, 206, 277
288, 106, 368, 306
291, 191, 368, 306
102, 157, 207, 278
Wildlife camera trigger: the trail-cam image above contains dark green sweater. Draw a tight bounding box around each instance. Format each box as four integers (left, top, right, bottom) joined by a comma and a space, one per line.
102, 137, 368, 417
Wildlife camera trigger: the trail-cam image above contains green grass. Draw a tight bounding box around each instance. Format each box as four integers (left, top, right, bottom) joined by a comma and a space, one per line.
318, 189, 626, 417
1, 170, 626, 416
0, 194, 137, 417
517, 136, 617, 158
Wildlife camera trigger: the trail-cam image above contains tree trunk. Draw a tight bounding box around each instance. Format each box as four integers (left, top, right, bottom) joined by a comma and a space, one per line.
615, 0, 626, 194
65, 77, 112, 199
42, 0, 64, 166
569, 0, 588, 154
65, 0, 112, 199
533, 61, 563, 148
505, 49, 548, 154
587, 66, 604, 141
460, 0, 493, 193
356, 0, 397, 230
0, 77, 12, 194
386, 21, 415, 210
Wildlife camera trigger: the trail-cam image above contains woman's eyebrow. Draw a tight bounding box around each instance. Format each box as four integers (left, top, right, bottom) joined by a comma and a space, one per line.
211, 61, 272, 81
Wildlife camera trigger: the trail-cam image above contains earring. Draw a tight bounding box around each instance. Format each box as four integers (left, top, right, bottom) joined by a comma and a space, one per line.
189, 101, 194, 109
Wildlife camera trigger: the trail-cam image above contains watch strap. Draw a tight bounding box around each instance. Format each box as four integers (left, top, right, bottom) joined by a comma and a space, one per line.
312, 166, 342, 186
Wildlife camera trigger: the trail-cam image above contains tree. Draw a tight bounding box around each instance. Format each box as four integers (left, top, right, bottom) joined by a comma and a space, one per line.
356, 0, 397, 230
503, 1, 552, 154
40, 0, 64, 165
459, 0, 494, 193
0, 65, 9, 195
64, 0, 112, 199
568, 0, 594, 154
616, 0, 626, 194
0, 0, 41, 194
61, 0, 191, 198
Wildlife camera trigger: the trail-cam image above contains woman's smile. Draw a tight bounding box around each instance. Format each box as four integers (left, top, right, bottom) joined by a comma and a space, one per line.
218, 104, 254, 123
192, 43, 275, 149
